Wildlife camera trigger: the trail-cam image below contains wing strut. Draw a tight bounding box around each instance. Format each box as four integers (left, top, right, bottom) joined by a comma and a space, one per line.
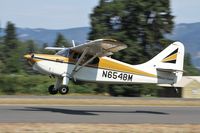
70, 49, 100, 81
70, 47, 89, 79
72, 47, 89, 72
75, 53, 100, 72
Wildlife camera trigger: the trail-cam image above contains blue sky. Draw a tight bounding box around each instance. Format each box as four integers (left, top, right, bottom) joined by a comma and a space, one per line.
0, 0, 200, 29
171, 0, 200, 24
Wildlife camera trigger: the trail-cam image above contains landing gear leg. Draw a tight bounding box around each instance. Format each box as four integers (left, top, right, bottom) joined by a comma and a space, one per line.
58, 75, 70, 95
48, 75, 70, 95
48, 77, 62, 95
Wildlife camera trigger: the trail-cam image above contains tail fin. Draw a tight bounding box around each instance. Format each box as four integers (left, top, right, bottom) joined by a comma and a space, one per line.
145, 42, 185, 84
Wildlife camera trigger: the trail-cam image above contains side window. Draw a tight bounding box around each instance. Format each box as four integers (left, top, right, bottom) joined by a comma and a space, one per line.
73, 53, 78, 59
69, 51, 99, 65
85, 55, 99, 65
69, 50, 74, 58
81, 55, 100, 65
90, 57, 100, 65
71, 52, 81, 60
64, 49, 69, 57
56, 49, 69, 57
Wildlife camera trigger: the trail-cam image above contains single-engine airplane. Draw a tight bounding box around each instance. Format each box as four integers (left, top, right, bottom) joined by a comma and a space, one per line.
24, 39, 184, 95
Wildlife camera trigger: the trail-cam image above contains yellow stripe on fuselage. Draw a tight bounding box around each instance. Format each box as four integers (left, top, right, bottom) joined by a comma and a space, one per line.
33, 54, 156, 77
34, 54, 69, 62
99, 58, 156, 77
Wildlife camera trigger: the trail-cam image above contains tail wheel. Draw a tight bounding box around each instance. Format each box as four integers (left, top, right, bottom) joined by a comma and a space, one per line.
48, 85, 58, 95
59, 85, 69, 95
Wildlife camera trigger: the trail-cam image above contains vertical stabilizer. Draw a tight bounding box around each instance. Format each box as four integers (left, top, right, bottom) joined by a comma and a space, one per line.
144, 42, 185, 84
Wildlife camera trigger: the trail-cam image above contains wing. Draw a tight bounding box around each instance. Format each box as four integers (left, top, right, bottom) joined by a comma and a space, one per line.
70, 39, 127, 56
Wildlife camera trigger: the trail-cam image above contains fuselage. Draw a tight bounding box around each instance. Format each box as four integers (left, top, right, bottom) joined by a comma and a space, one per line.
24, 53, 175, 84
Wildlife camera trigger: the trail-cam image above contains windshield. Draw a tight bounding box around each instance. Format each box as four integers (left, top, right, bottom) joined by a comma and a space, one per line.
56, 49, 69, 57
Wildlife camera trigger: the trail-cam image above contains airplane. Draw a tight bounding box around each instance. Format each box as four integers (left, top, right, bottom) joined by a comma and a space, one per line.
24, 39, 184, 95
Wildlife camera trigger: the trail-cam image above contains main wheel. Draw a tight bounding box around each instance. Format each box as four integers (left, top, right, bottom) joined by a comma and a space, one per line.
48, 85, 58, 95
59, 85, 69, 95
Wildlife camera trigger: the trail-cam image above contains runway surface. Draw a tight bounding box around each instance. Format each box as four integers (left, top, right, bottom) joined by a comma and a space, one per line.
0, 105, 200, 124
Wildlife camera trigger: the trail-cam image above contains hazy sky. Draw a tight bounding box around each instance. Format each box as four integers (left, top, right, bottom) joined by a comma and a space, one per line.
171, 0, 200, 24
0, 0, 200, 29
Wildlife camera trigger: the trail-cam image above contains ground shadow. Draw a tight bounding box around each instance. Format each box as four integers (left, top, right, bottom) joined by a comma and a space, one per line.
10, 107, 169, 116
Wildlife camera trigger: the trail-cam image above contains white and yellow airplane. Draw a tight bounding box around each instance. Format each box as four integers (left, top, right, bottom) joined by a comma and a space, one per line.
24, 39, 184, 95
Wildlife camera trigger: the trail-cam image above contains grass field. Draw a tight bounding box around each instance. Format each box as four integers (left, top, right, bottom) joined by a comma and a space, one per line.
0, 123, 199, 133
0, 97, 200, 106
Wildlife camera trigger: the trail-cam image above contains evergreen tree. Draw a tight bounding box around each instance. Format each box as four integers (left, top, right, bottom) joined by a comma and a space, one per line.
26, 40, 37, 53
54, 33, 71, 47
90, 0, 173, 63
89, 0, 174, 96
184, 53, 200, 75
2, 21, 21, 73
41, 43, 55, 54
42, 43, 48, 49
4, 21, 18, 49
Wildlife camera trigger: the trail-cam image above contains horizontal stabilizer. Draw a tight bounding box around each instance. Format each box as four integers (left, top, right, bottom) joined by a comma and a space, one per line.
45, 47, 66, 50
157, 68, 184, 73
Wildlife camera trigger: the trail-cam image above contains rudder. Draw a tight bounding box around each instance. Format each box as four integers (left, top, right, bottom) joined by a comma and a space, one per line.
145, 42, 185, 84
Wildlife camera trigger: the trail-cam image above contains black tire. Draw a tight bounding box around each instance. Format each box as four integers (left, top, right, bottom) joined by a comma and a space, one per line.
59, 85, 69, 95
48, 85, 58, 95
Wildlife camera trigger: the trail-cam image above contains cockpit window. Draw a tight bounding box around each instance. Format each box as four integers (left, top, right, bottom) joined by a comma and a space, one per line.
57, 49, 99, 65
56, 49, 69, 57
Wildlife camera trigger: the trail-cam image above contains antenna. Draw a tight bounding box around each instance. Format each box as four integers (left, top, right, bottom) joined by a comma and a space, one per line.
0, 20, 1, 35
72, 40, 75, 47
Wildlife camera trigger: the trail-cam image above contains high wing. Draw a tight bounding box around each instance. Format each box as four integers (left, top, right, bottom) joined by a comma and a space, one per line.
45, 39, 127, 56
67, 39, 127, 80
71, 39, 127, 56
44, 39, 127, 80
